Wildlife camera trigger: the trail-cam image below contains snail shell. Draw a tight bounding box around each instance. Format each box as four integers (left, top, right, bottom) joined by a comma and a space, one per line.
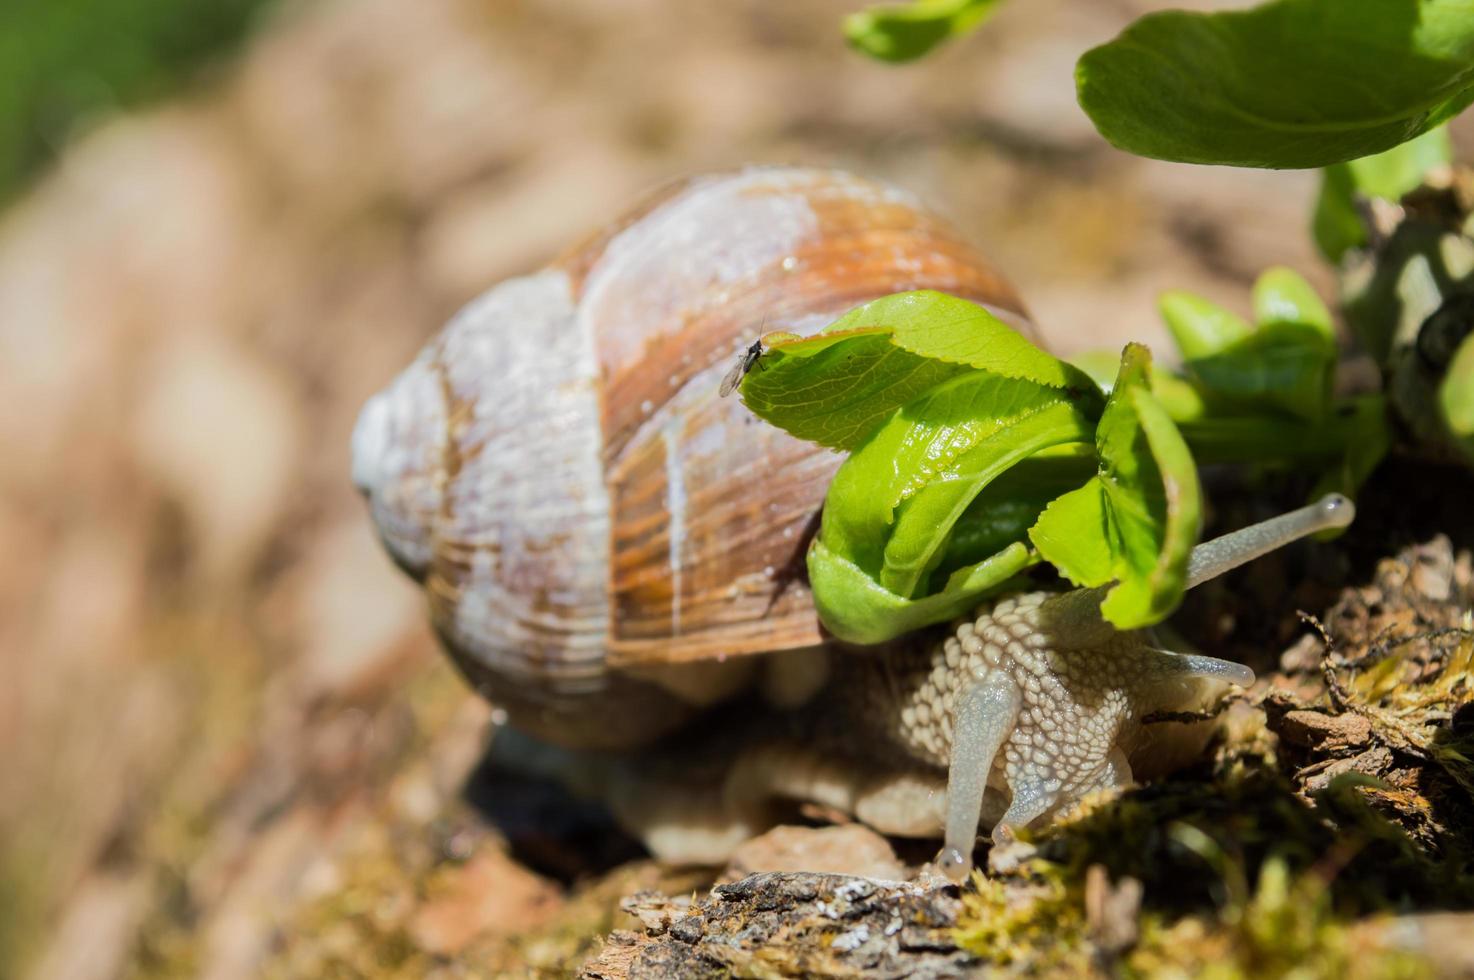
352, 167, 1031, 749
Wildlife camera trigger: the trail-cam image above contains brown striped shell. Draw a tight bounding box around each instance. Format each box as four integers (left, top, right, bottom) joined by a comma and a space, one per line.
352, 167, 1033, 750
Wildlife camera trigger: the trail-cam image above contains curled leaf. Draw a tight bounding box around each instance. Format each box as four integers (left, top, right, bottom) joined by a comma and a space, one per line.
1031, 344, 1202, 630
809, 539, 1035, 645
816, 371, 1098, 641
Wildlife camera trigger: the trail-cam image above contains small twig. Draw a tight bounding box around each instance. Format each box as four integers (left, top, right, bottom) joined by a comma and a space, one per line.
1142, 693, 1242, 726
1295, 614, 1445, 763
1298, 610, 1352, 713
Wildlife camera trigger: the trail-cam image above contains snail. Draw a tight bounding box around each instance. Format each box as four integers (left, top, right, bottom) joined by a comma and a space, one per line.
352, 166, 1029, 751
353, 167, 1354, 876
538, 493, 1351, 879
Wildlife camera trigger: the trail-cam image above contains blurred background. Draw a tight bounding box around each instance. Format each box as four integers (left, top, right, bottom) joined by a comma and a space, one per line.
3, 1, 1471, 977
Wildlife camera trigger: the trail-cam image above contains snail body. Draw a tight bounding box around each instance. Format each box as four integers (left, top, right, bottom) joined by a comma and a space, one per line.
354, 167, 1353, 874
578, 496, 1351, 879
861, 492, 1351, 878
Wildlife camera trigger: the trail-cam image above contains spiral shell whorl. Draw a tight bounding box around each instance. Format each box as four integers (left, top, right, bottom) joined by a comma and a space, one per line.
352, 352, 446, 578
356, 270, 701, 748
427, 269, 611, 695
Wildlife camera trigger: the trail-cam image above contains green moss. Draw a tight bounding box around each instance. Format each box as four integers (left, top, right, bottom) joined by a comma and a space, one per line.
1130, 857, 1432, 980
955, 864, 1092, 972
956, 849, 1437, 979
263, 825, 446, 980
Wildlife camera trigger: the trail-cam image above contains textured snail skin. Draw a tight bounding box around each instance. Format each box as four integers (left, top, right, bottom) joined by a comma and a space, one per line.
547, 497, 1353, 875
565, 592, 1249, 874
853, 591, 1253, 879
352, 166, 1030, 750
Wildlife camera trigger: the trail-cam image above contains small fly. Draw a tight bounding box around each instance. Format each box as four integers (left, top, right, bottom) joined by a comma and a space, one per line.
719, 338, 766, 398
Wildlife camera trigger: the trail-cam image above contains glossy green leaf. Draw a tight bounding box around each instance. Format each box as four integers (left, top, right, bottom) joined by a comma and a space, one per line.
843, 0, 1003, 63
808, 538, 1035, 645
741, 290, 1101, 450
934, 450, 1096, 580
877, 401, 1095, 597
740, 333, 966, 450
1099, 381, 1202, 627
820, 371, 1098, 599
1028, 479, 1113, 588
1033, 344, 1202, 630
1313, 126, 1453, 263
1076, 0, 1474, 169
824, 291, 1100, 390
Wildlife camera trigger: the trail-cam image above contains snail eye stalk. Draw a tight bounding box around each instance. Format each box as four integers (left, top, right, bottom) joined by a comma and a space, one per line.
1185, 493, 1354, 589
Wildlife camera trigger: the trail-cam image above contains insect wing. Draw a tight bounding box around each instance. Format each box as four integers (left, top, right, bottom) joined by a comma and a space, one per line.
718, 355, 746, 397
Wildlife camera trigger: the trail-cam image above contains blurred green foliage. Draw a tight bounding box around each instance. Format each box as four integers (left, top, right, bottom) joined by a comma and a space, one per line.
0, 0, 276, 205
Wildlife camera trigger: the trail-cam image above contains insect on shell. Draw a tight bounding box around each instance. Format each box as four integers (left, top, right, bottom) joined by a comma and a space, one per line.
352, 166, 1035, 751
718, 339, 766, 398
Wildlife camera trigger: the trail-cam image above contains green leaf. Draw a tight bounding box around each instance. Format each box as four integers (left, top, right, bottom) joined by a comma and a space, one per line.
1253, 267, 1334, 339
1071, 350, 1211, 424
1028, 479, 1114, 587
1099, 382, 1202, 628
1313, 126, 1453, 263
1032, 344, 1202, 630
1186, 324, 1336, 423
1163, 272, 1337, 423
934, 449, 1096, 579
741, 333, 967, 450
1160, 291, 1252, 361
843, 0, 1003, 63
821, 371, 1098, 599
1076, 0, 1474, 169
825, 291, 1099, 390
809, 538, 1035, 645
878, 401, 1095, 597
741, 290, 1101, 450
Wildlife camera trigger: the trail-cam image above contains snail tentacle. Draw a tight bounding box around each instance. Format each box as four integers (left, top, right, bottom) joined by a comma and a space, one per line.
939, 672, 1020, 882
991, 772, 1058, 847
1143, 647, 1256, 689
1185, 492, 1354, 589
